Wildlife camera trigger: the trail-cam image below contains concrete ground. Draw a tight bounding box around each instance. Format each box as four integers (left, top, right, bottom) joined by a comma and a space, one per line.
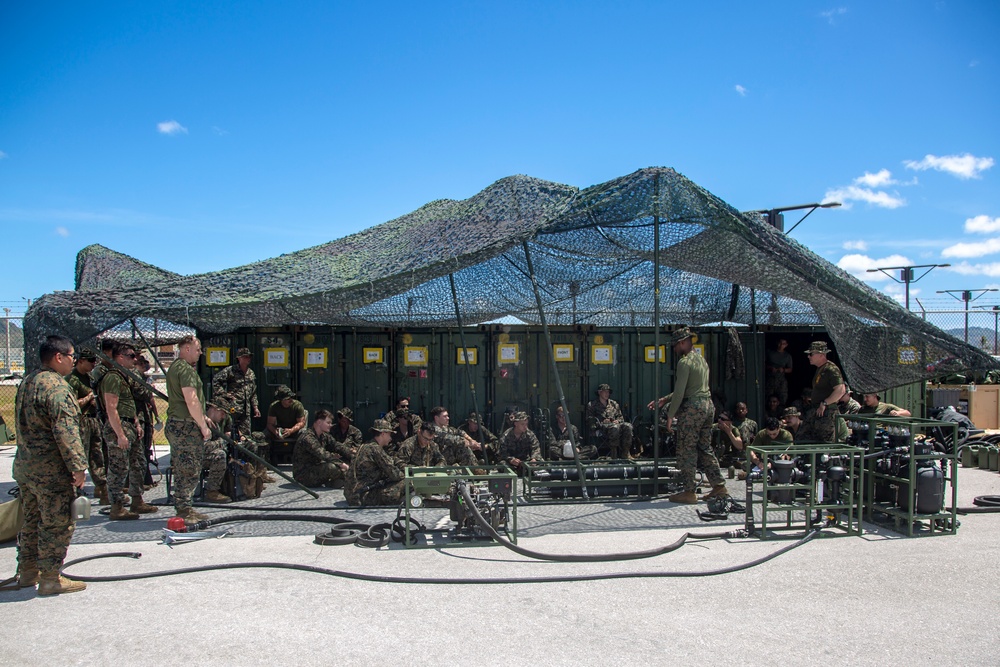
1, 445, 998, 666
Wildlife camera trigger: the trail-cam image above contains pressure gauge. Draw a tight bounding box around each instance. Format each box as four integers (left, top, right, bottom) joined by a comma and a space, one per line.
410, 495, 423, 508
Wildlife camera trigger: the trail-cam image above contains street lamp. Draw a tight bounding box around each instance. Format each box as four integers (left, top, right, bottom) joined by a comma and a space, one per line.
2, 307, 9, 375
746, 202, 842, 233
937, 289, 999, 343
867, 263, 951, 311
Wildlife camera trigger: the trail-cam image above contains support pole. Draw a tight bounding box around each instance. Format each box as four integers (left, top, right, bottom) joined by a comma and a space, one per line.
652, 173, 662, 494
130, 318, 170, 379
522, 241, 589, 499
448, 273, 486, 454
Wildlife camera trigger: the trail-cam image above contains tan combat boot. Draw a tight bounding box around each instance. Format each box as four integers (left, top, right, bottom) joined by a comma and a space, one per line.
17, 561, 39, 589
668, 490, 699, 504
109, 502, 139, 521
204, 490, 232, 503
94, 484, 110, 506
37, 571, 86, 596
176, 508, 209, 525
130, 496, 159, 514
701, 484, 730, 500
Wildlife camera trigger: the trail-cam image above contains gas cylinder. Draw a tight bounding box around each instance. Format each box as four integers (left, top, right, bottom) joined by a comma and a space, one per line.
915, 463, 944, 514
989, 446, 999, 472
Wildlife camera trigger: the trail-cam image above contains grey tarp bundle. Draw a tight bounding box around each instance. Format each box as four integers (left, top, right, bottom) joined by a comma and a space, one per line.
25, 167, 998, 392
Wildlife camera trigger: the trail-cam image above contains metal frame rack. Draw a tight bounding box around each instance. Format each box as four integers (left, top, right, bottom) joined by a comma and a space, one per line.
844, 414, 959, 537
745, 442, 864, 540
403, 465, 518, 547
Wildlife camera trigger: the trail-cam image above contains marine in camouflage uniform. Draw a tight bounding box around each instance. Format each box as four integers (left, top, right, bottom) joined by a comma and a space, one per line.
798, 342, 846, 444
165, 336, 213, 522
394, 422, 446, 469
329, 407, 363, 461
211, 348, 259, 438
498, 412, 542, 474
664, 328, 727, 502
201, 397, 236, 501
547, 411, 594, 461
13, 336, 87, 594
293, 410, 351, 488
433, 423, 478, 466
709, 413, 744, 468
459, 411, 499, 463
99, 345, 153, 516
586, 384, 633, 458
64, 350, 107, 501
345, 419, 404, 506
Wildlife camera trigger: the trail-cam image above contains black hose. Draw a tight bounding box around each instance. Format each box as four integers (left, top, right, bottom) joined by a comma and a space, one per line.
60, 530, 819, 585
957, 495, 1000, 514
457, 482, 745, 562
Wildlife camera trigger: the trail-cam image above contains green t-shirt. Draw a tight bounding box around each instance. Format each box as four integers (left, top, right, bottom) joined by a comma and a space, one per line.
859, 402, 903, 416
167, 360, 205, 421
811, 361, 843, 404
269, 399, 306, 428
667, 352, 710, 419
100, 371, 136, 419
754, 428, 794, 447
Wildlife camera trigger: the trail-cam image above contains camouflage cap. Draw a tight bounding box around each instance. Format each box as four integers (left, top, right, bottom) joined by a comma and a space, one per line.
671, 326, 698, 346
207, 394, 235, 413
370, 418, 394, 433
511, 411, 529, 422
805, 341, 832, 355
236, 347, 252, 358
782, 406, 801, 418
78, 347, 97, 362
274, 385, 298, 400
596, 383, 612, 393
336, 407, 354, 422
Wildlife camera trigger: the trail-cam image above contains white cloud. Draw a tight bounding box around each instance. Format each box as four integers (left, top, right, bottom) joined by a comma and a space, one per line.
970, 60, 980, 68
0, 150, 7, 159
734, 84, 747, 96
964, 215, 1000, 234
820, 7, 848, 24
55, 226, 69, 237
211, 126, 229, 136
823, 185, 906, 209
903, 153, 994, 179
853, 169, 895, 187
942, 238, 1000, 258
837, 253, 914, 281
843, 240, 868, 251
945, 262, 1000, 278
157, 120, 188, 135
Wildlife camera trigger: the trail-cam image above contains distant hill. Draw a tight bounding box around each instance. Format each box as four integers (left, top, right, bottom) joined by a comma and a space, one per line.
944, 326, 998, 351
0, 320, 23, 349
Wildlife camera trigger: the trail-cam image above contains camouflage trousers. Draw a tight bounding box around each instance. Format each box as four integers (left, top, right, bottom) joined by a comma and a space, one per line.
16, 474, 76, 573
103, 421, 145, 505
765, 372, 788, 406
674, 398, 725, 492
294, 462, 345, 488
594, 422, 634, 457
345, 480, 404, 507
798, 407, 837, 444
167, 418, 226, 511
232, 413, 253, 439
81, 415, 107, 487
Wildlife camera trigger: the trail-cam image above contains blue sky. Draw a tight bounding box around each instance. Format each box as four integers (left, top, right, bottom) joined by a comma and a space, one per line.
2, 1, 998, 321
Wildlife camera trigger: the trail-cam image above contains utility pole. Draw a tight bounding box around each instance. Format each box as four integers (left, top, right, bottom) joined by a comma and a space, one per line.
938, 289, 999, 343
868, 263, 951, 311
746, 201, 842, 233
2, 307, 9, 375
973, 305, 1000, 354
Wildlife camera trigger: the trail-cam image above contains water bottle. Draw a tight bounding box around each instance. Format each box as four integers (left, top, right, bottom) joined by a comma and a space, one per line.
72, 489, 91, 522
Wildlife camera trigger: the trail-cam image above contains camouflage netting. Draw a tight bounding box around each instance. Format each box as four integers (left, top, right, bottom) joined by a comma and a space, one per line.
25, 167, 998, 391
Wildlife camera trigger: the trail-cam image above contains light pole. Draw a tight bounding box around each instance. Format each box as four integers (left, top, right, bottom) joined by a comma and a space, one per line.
973, 305, 1000, 354
746, 201, 842, 233
2, 307, 9, 375
867, 263, 951, 311
938, 289, 999, 343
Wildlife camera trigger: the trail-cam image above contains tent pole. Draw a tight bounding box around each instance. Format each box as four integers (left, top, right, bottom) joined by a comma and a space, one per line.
130, 318, 169, 380
652, 172, 662, 495
448, 272, 486, 455
522, 241, 589, 499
